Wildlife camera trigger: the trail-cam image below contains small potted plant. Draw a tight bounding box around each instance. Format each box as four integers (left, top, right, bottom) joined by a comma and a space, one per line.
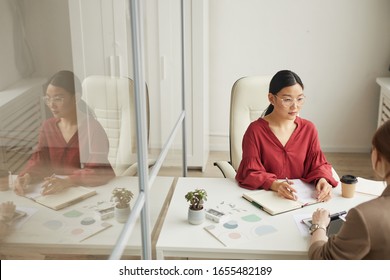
111, 187, 134, 223
185, 188, 207, 225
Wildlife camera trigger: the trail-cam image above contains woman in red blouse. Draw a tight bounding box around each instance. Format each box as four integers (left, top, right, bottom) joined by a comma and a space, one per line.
235, 70, 338, 201
14, 70, 115, 196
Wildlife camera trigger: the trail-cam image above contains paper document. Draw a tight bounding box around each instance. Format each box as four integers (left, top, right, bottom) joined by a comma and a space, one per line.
204, 212, 277, 247
355, 177, 386, 196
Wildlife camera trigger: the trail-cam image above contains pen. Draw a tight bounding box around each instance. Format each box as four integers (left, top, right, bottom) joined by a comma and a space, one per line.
48, 173, 56, 186
285, 177, 296, 200
329, 211, 347, 221
46, 173, 56, 188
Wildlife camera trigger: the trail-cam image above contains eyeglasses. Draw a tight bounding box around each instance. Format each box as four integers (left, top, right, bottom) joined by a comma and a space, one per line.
42, 96, 64, 106
275, 95, 306, 107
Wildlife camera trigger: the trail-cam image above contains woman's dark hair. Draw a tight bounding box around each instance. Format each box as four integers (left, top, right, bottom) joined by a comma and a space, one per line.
46, 70, 81, 96
262, 70, 304, 116
372, 120, 390, 179
45, 70, 95, 117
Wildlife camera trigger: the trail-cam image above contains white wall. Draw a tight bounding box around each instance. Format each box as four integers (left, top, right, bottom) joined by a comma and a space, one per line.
0, 1, 19, 90
3, 0, 390, 155
0, 0, 72, 89
209, 0, 390, 152
22, 0, 73, 78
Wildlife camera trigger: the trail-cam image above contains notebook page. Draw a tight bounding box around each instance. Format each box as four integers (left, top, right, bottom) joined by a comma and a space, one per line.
34, 187, 96, 210
244, 190, 302, 215
290, 179, 317, 204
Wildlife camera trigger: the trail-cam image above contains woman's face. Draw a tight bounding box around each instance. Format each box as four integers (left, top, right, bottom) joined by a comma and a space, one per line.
44, 84, 76, 119
269, 83, 304, 120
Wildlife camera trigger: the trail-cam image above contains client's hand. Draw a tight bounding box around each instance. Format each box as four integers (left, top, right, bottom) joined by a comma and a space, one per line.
41, 176, 74, 195
0, 201, 16, 222
0, 201, 15, 240
311, 208, 330, 228
14, 174, 31, 196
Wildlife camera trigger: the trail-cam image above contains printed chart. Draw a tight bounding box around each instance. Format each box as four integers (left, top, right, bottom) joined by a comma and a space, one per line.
204, 201, 277, 246
42, 208, 112, 242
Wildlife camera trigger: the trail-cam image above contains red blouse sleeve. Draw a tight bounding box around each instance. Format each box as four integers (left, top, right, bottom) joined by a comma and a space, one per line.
18, 122, 52, 182
235, 122, 277, 190
302, 125, 338, 187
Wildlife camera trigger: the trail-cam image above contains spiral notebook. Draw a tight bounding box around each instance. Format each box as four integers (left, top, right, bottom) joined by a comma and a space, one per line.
242, 179, 320, 215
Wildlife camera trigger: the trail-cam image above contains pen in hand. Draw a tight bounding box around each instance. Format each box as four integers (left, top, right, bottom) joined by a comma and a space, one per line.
285, 177, 297, 200
41, 173, 57, 194
47, 173, 56, 185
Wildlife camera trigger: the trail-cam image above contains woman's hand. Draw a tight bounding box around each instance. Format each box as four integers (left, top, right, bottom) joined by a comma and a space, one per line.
14, 174, 31, 196
41, 176, 74, 195
316, 178, 332, 202
0, 201, 16, 221
311, 208, 331, 228
0, 201, 15, 240
271, 180, 297, 200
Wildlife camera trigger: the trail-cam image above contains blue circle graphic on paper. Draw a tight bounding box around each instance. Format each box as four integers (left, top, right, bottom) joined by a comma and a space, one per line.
43, 220, 63, 230
223, 220, 238, 229
253, 225, 277, 236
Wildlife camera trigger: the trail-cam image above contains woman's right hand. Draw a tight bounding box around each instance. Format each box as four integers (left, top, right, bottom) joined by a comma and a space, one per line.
271, 180, 297, 200
14, 174, 31, 196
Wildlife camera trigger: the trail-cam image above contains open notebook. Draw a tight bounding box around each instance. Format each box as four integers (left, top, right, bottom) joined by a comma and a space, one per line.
24, 182, 96, 210
242, 179, 320, 215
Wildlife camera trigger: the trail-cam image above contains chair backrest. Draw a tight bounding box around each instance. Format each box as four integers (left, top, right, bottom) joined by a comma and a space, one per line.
82, 75, 149, 176
230, 76, 272, 171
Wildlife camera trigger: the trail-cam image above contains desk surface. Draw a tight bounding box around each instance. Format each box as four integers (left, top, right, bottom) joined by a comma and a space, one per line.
0, 176, 174, 258
156, 177, 375, 260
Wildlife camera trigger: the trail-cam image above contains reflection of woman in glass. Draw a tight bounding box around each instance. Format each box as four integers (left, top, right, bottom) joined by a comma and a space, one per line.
14, 70, 115, 196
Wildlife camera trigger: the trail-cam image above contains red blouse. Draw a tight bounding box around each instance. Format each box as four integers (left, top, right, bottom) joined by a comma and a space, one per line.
19, 117, 115, 186
235, 117, 338, 190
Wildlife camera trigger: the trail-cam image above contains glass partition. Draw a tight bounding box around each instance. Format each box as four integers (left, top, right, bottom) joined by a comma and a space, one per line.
0, 0, 186, 260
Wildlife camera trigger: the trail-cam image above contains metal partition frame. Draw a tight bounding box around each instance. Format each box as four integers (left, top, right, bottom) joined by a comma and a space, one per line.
109, 0, 187, 260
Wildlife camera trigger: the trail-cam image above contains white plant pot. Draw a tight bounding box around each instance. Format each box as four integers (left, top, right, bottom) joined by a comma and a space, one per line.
115, 206, 131, 223
188, 207, 205, 225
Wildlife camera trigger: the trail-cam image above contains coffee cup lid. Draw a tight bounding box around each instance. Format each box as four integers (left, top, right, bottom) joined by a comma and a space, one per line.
340, 175, 358, 184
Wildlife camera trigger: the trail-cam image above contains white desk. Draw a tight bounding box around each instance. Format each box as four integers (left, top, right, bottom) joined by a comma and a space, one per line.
0, 176, 174, 259
156, 177, 375, 260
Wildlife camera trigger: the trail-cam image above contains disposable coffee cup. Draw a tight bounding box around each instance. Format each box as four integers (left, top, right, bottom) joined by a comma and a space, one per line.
340, 175, 358, 198
0, 170, 9, 191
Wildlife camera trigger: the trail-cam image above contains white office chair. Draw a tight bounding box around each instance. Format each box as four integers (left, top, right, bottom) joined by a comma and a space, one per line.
82, 75, 154, 176
214, 75, 339, 181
